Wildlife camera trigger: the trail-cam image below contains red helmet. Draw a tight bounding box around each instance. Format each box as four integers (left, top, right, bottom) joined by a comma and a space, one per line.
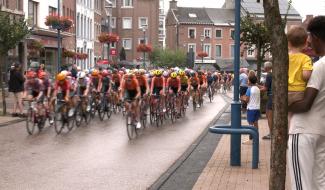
38, 71, 47, 79
102, 70, 109, 77
26, 71, 37, 79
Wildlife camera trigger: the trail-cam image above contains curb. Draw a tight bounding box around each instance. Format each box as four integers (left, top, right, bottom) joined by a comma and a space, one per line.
149, 95, 231, 190
0, 118, 25, 127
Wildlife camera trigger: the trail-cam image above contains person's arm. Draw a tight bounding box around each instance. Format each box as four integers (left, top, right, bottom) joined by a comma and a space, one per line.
177, 78, 181, 93
302, 70, 312, 82
288, 87, 318, 113
150, 78, 154, 94
119, 81, 125, 100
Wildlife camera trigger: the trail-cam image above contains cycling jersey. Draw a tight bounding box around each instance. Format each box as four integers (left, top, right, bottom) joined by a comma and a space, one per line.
101, 76, 110, 92
112, 74, 121, 91
189, 77, 199, 90
122, 78, 139, 100
207, 75, 214, 85
91, 77, 100, 90
25, 79, 44, 98
180, 76, 188, 86
76, 78, 89, 95
167, 78, 180, 88
42, 78, 52, 96
136, 75, 147, 96
198, 75, 206, 85
152, 76, 164, 88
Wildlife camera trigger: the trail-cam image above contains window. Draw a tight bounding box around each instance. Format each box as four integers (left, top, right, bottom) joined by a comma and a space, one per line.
188, 44, 196, 52
230, 45, 235, 57
215, 29, 222, 38
215, 45, 222, 58
17, 0, 22, 10
230, 29, 235, 40
122, 17, 132, 29
112, 0, 116, 7
81, 15, 83, 37
122, 38, 132, 50
123, 0, 133, 7
188, 28, 196, 39
138, 37, 148, 44
204, 28, 211, 38
77, 13, 80, 37
28, 1, 38, 26
111, 17, 116, 28
111, 42, 116, 48
204, 44, 211, 57
247, 47, 255, 57
49, 6, 57, 15
188, 13, 197, 18
138, 17, 148, 29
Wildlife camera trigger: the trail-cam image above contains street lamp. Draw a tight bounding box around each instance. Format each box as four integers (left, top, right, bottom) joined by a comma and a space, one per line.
105, 1, 113, 62
57, 0, 61, 72
200, 34, 205, 64
142, 24, 148, 69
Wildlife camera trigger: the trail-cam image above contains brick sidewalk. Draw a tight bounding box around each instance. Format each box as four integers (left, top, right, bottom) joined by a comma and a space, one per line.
0, 92, 26, 126
192, 118, 291, 190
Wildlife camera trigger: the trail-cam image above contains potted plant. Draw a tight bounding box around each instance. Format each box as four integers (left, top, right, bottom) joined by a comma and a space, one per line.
136, 44, 152, 53
45, 14, 61, 29
98, 33, 119, 43
61, 17, 73, 31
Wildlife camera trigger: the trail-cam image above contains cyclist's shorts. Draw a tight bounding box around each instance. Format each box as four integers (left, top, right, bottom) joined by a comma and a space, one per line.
153, 87, 163, 96
191, 85, 198, 91
125, 90, 137, 100
140, 86, 146, 96
181, 85, 188, 92
170, 87, 178, 95
101, 85, 110, 93
113, 82, 120, 91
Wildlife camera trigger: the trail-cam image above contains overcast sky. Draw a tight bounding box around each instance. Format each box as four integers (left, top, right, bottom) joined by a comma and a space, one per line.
163, 0, 325, 19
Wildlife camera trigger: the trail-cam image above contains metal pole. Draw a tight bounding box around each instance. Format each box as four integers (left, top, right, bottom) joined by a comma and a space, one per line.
143, 29, 146, 69
230, 0, 242, 166
57, 0, 61, 72
107, 10, 110, 62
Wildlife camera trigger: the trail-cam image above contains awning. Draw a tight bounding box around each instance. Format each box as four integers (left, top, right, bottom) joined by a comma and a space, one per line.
216, 58, 250, 71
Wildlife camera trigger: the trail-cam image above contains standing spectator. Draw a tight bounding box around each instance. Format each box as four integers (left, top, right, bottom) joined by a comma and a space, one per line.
8, 62, 25, 117
239, 68, 248, 111
260, 62, 272, 140
288, 16, 325, 190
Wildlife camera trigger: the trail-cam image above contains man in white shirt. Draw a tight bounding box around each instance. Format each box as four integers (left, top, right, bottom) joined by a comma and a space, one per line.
288, 16, 325, 190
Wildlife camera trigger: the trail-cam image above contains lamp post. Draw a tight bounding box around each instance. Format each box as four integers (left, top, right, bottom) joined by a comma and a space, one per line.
105, 1, 113, 62
200, 34, 205, 65
142, 24, 148, 69
57, 0, 61, 72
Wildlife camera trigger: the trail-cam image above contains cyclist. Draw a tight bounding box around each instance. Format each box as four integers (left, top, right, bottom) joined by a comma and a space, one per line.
23, 70, 45, 116
74, 71, 91, 112
38, 71, 53, 123
112, 69, 121, 106
150, 70, 165, 96
135, 69, 149, 97
100, 69, 111, 95
198, 70, 207, 94
179, 70, 190, 107
120, 72, 141, 128
189, 71, 201, 107
167, 72, 181, 117
206, 71, 215, 98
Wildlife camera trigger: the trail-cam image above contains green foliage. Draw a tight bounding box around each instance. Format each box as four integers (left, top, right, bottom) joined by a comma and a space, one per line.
150, 48, 187, 68
0, 12, 30, 55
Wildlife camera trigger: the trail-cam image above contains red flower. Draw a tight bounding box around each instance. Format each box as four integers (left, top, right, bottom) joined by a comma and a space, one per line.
98, 33, 119, 43
197, 51, 208, 58
75, 53, 88, 60
136, 44, 152, 53
45, 14, 73, 31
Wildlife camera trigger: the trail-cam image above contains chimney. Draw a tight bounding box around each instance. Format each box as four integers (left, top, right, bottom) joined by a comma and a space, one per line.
225, 0, 235, 9
170, 0, 177, 10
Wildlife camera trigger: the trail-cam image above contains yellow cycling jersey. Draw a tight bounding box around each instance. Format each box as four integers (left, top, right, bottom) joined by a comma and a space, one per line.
180, 76, 188, 85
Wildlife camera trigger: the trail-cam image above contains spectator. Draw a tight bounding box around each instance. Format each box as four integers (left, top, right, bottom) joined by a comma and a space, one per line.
288, 16, 325, 190
239, 68, 248, 111
260, 61, 272, 140
8, 62, 25, 117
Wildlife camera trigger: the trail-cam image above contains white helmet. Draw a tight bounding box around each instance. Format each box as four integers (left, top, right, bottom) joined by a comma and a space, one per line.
78, 71, 86, 79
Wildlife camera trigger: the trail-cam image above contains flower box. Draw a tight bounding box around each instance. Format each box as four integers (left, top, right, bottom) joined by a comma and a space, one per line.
136, 44, 152, 53
98, 33, 119, 43
197, 51, 208, 58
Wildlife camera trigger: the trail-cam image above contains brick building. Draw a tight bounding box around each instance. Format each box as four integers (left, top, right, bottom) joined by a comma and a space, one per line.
110, 0, 159, 64
166, 0, 302, 70
62, 0, 76, 66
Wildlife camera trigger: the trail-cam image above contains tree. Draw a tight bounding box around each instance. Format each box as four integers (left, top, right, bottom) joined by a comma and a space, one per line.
150, 48, 187, 68
262, 0, 289, 189
240, 14, 271, 81
119, 47, 126, 61
0, 13, 29, 115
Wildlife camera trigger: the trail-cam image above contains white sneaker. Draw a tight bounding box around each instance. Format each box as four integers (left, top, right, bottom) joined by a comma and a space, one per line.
197, 105, 201, 108
49, 119, 54, 125
86, 105, 91, 112
163, 108, 166, 112
136, 122, 142, 129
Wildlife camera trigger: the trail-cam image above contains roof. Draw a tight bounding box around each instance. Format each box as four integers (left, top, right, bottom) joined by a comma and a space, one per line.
241, 0, 301, 19
171, 7, 214, 25
205, 8, 235, 25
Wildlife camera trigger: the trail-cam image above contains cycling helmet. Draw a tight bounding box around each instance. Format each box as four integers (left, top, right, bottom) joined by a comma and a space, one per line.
178, 70, 185, 76
26, 71, 37, 79
163, 71, 169, 77
92, 69, 99, 77
171, 72, 177, 78
119, 70, 124, 75
102, 70, 109, 77
38, 71, 47, 79
155, 70, 162, 76
61, 70, 68, 76
78, 71, 86, 79
140, 69, 146, 75
56, 73, 66, 81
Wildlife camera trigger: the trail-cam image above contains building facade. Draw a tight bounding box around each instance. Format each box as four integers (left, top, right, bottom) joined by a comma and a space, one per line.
76, 0, 94, 70
110, 0, 159, 63
166, 0, 302, 70
158, 0, 166, 48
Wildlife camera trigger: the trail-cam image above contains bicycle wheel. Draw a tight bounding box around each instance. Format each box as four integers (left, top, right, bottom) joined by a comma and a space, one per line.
193, 97, 197, 111
126, 113, 137, 140
169, 101, 175, 123
54, 111, 64, 134
26, 108, 36, 135
66, 108, 75, 131
98, 98, 106, 121
106, 99, 112, 119
208, 87, 212, 103
90, 99, 97, 119
74, 104, 83, 127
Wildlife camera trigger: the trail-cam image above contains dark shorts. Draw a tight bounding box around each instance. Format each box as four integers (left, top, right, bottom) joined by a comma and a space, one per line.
247, 109, 260, 123
266, 96, 272, 110
170, 87, 178, 94
192, 85, 198, 91
181, 85, 188, 92
239, 86, 248, 96
140, 86, 146, 96
153, 87, 163, 96
125, 90, 137, 100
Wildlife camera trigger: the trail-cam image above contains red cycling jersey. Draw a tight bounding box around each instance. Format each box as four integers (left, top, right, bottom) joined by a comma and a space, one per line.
55, 80, 70, 92
167, 77, 180, 88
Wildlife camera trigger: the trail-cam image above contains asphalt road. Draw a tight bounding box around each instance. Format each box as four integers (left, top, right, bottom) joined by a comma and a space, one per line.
0, 95, 227, 190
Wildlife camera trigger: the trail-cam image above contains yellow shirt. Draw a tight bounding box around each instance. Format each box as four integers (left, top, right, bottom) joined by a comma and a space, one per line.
288, 53, 313, 91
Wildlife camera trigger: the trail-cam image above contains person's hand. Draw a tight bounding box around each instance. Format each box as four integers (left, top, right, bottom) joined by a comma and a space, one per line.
64, 97, 69, 102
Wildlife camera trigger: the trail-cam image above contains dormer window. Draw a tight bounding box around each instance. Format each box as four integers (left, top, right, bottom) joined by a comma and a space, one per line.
188, 13, 197, 18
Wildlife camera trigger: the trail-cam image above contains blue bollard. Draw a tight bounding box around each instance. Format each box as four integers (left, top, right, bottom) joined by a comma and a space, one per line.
230, 102, 241, 166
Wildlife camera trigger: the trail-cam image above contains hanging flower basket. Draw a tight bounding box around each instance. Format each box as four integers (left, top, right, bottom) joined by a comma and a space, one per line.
98, 33, 119, 43
45, 14, 73, 31
62, 49, 76, 58
136, 44, 152, 53
75, 53, 88, 60
197, 51, 208, 58
27, 40, 44, 50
